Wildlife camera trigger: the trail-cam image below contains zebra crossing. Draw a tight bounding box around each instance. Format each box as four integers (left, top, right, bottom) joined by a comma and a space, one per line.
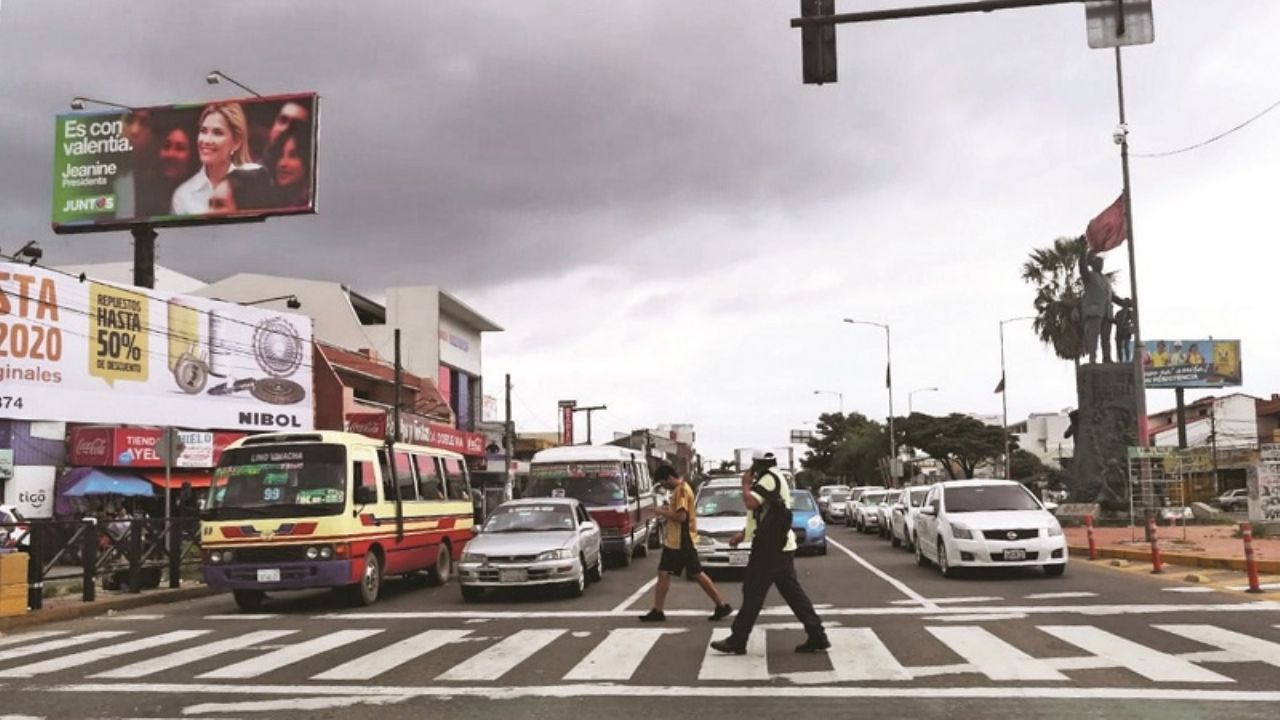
1, 621, 1278, 688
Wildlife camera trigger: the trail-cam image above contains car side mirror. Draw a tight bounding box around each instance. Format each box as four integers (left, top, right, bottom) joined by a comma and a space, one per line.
354, 486, 378, 505
921, 506, 937, 517
1044, 502, 1059, 513
579, 521, 596, 533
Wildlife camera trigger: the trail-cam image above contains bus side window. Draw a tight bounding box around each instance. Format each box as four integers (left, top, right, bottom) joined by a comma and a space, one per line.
395, 451, 418, 501
378, 449, 397, 501
442, 458, 469, 501
415, 454, 445, 500
354, 460, 379, 503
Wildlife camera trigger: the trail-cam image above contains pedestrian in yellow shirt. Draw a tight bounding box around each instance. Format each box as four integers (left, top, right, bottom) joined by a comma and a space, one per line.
640, 465, 732, 622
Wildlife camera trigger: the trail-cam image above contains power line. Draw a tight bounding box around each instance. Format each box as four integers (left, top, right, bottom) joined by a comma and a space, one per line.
1133, 93, 1280, 159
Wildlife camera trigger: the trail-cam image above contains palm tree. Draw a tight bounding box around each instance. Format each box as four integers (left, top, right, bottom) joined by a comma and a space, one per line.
1021, 236, 1087, 363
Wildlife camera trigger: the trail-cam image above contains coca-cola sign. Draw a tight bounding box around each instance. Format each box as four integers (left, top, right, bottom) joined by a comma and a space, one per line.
345, 413, 387, 439
67, 426, 245, 468
69, 427, 114, 465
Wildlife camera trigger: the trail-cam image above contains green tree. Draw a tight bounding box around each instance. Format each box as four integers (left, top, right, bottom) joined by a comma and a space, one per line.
1009, 449, 1048, 481
1021, 236, 1087, 362
898, 412, 1012, 480
803, 412, 887, 485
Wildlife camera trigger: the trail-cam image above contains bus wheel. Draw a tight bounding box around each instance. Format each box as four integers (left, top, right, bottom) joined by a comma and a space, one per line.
355, 552, 382, 606
429, 542, 453, 586
233, 589, 265, 611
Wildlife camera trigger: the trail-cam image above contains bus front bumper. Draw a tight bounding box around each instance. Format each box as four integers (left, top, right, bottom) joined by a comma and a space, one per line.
203, 560, 355, 591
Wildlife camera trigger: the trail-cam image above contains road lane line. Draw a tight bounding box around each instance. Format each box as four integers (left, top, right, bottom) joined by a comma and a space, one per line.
612, 577, 658, 613
699, 628, 768, 681
0, 631, 66, 649
1164, 587, 1216, 594
1038, 626, 1233, 683
437, 629, 564, 682
198, 630, 383, 680
203, 614, 281, 621
564, 628, 685, 681
824, 537, 938, 610
928, 626, 1069, 681
313, 630, 473, 681
1024, 592, 1098, 600
91, 631, 299, 679
787, 628, 911, 683
0, 631, 209, 678
924, 613, 1029, 622
105, 614, 165, 621
1155, 625, 1280, 668
0, 632, 130, 663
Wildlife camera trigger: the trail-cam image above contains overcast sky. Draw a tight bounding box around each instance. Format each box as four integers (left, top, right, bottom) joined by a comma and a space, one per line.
3, 1, 1279, 463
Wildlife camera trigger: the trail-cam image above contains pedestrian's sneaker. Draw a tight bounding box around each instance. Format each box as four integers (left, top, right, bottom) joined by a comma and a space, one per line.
794, 635, 831, 654
710, 638, 747, 655
639, 609, 667, 622
708, 604, 733, 621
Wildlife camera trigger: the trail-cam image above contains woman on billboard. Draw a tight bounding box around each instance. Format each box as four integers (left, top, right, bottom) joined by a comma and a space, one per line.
261, 124, 312, 209
171, 102, 252, 215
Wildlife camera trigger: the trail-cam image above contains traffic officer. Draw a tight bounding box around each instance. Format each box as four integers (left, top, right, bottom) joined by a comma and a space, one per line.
710, 450, 829, 655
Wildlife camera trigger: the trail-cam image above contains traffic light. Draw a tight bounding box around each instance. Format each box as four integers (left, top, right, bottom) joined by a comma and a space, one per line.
801, 0, 837, 85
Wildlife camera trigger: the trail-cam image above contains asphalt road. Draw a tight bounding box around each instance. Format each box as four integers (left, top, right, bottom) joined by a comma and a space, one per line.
4, 522, 1280, 719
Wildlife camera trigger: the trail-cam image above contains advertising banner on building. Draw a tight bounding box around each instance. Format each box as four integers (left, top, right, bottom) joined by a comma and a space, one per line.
1250, 445, 1280, 522
68, 426, 244, 468
0, 263, 313, 431
52, 93, 318, 233
5, 466, 55, 519
559, 400, 576, 446
1137, 339, 1242, 389
343, 411, 486, 456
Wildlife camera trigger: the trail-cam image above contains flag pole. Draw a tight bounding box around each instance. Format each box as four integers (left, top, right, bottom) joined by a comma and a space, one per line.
1115, 47, 1147, 449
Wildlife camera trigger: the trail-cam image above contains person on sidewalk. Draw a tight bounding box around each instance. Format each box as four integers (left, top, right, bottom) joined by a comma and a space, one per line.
710, 451, 829, 654
640, 464, 732, 622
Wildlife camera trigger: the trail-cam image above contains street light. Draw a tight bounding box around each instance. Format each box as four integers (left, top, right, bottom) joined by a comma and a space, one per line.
999, 315, 1036, 479
206, 70, 263, 98
908, 386, 938, 414
842, 318, 895, 481
240, 294, 302, 310
813, 389, 844, 414
69, 96, 132, 111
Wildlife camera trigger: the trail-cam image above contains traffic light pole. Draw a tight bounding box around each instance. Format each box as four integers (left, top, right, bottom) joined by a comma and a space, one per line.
790, 0, 1088, 29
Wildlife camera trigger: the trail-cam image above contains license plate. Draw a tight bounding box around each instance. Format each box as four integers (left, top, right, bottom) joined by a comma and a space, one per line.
1003, 549, 1026, 561
728, 551, 750, 567
256, 568, 281, 583
500, 569, 527, 583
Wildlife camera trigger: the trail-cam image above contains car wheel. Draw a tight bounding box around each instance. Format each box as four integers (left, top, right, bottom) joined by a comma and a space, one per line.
817, 542, 828, 556
566, 561, 586, 598
354, 552, 382, 606
905, 532, 916, 553
587, 552, 605, 582
890, 531, 900, 548
937, 539, 956, 578
460, 585, 484, 602
233, 589, 265, 611
845, 515, 852, 528
1043, 563, 1066, 578
428, 542, 453, 586
915, 537, 929, 567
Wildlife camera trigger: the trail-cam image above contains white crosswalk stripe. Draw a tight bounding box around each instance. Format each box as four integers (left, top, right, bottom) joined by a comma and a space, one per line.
0, 631, 209, 678
1039, 625, 1234, 683
564, 628, 685, 681
928, 626, 1069, 681
0, 631, 67, 649
1155, 625, 1280, 668
0, 631, 130, 661
90, 630, 300, 679
437, 629, 565, 682
313, 630, 474, 681
197, 630, 383, 680
788, 628, 912, 683
699, 628, 768, 681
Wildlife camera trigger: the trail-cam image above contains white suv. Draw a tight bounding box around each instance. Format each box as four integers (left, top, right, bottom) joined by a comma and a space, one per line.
914, 480, 1066, 577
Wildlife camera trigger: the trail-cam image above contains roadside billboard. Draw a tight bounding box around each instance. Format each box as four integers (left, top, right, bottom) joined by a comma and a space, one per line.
1136, 339, 1242, 389
0, 263, 313, 431
52, 93, 318, 233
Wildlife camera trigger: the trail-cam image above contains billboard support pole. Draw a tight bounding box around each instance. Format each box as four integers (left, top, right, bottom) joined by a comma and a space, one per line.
132, 225, 157, 289
1175, 388, 1187, 449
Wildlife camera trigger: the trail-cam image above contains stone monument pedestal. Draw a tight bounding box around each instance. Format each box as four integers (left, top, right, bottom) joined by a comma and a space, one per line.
1072, 363, 1138, 510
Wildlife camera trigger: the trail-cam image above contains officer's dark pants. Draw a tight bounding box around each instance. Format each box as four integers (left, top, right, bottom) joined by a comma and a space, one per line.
729, 549, 825, 643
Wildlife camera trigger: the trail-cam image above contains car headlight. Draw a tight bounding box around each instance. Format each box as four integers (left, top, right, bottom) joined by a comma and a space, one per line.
319, 546, 334, 559
697, 536, 715, 547
305, 546, 321, 560
1047, 524, 1063, 537
208, 550, 223, 564
807, 516, 823, 530
461, 552, 486, 564
951, 524, 973, 540
537, 549, 574, 561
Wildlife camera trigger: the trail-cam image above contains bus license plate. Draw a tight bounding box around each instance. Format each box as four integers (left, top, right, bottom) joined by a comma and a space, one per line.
729, 551, 750, 567
500, 569, 527, 583
1003, 549, 1026, 561
257, 568, 281, 583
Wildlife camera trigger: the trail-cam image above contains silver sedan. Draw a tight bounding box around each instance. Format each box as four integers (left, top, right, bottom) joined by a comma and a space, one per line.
458, 498, 604, 601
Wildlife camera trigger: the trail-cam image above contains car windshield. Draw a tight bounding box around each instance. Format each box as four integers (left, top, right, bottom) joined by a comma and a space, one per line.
697, 487, 747, 516
909, 489, 929, 507
207, 444, 347, 519
484, 504, 575, 533
830, 492, 849, 503
945, 485, 1042, 513
527, 463, 628, 506
862, 493, 887, 506
791, 492, 817, 511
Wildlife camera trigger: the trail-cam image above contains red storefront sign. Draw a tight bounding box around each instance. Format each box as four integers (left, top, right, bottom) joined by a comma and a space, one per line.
68, 426, 245, 468
344, 411, 485, 456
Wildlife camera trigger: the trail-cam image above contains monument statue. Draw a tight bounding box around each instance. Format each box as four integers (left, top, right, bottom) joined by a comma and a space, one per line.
1079, 247, 1114, 364
1113, 297, 1134, 363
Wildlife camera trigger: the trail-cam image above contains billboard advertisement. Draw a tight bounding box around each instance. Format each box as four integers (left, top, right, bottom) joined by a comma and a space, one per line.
1137, 339, 1242, 389
52, 93, 318, 233
0, 263, 313, 431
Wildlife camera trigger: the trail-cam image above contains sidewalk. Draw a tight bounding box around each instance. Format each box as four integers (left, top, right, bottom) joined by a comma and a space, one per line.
0, 582, 218, 633
1065, 524, 1280, 573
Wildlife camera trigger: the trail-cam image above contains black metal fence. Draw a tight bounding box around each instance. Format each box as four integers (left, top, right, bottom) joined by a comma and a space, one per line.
0, 518, 201, 610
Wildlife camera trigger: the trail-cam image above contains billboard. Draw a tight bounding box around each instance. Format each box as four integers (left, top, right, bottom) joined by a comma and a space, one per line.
1137, 339, 1242, 389
0, 263, 313, 431
52, 93, 318, 233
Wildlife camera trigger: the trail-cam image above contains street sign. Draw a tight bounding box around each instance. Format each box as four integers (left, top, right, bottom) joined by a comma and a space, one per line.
790, 429, 814, 444
1085, 0, 1154, 49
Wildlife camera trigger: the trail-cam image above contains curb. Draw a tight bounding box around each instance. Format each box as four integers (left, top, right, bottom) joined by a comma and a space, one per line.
0, 585, 220, 633
1068, 545, 1280, 574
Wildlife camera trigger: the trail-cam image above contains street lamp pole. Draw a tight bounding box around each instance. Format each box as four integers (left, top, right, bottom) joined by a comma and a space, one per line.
843, 319, 895, 481
813, 390, 844, 414
999, 316, 1036, 479
908, 386, 938, 415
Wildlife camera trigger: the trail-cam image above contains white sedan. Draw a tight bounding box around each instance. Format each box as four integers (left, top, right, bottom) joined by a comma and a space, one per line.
890, 486, 930, 551
458, 498, 604, 601
914, 480, 1067, 577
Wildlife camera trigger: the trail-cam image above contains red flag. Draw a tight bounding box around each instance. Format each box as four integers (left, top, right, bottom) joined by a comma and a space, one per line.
994, 374, 1005, 394
1086, 193, 1128, 253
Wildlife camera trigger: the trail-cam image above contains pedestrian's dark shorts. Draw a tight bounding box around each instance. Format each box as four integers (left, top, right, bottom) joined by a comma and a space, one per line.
658, 545, 702, 577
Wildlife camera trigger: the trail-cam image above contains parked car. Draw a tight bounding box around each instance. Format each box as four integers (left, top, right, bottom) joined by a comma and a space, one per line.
875, 491, 900, 539
913, 479, 1067, 578
890, 486, 931, 551
694, 478, 752, 571
816, 485, 850, 521
825, 490, 851, 525
458, 498, 604, 601
1214, 488, 1249, 512
842, 486, 881, 527
790, 489, 827, 555
0, 505, 29, 551
852, 489, 889, 533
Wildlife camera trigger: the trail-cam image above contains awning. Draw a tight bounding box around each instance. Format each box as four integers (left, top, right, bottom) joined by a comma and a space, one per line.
142, 472, 214, 490
62, 469, 154, 498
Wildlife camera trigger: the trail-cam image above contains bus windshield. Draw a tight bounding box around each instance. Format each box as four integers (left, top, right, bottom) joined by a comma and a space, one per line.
207, 444, 348, 519
526, 463, 627, 506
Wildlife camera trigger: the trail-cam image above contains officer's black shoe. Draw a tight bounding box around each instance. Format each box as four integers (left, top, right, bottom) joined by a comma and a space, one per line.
710, 638, 748, 655
709, 604, 733, 621
795, 635, 831, 654
639, 609, 666, 622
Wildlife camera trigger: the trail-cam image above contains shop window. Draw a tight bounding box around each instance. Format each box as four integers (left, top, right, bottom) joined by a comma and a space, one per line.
415, 454, 446, 501
442, 457, 470, 501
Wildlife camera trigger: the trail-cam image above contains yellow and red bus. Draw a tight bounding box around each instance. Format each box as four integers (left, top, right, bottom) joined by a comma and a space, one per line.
201, 431, 475, 610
